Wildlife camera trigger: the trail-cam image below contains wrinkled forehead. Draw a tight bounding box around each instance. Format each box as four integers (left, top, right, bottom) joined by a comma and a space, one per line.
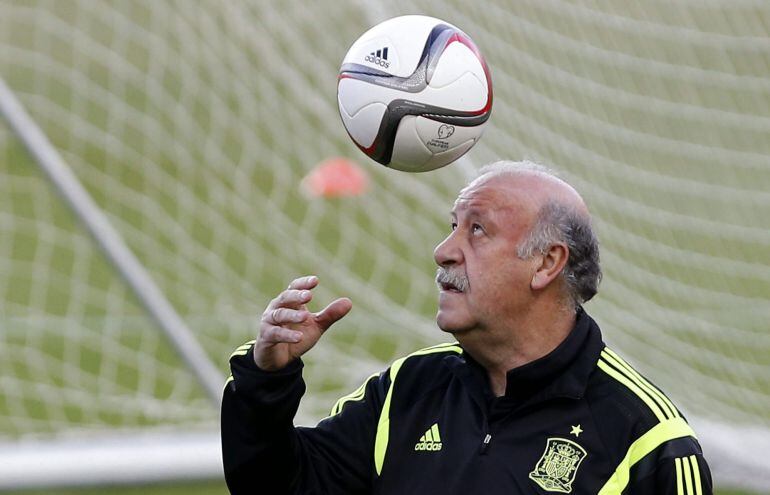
452, 175, 539, 219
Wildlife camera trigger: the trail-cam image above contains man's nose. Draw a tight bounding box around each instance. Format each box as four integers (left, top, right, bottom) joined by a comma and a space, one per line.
434, 231, 463, 267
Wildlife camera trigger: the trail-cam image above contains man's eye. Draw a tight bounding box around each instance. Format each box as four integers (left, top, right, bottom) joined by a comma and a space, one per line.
451, 222, 458, 231
472, 224, 483, 233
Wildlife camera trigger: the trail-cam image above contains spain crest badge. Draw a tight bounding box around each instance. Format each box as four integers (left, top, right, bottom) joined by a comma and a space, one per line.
528, 438, 587, 493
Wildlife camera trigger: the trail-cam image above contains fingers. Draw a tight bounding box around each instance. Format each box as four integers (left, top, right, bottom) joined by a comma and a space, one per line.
264, 307, 310, 325
269, 289, 312, 310
265, 275, 318, 312
287, 275, 319, 291
261, 325, 302, 344
254, 278, 349, 371
314, 297, 353, 331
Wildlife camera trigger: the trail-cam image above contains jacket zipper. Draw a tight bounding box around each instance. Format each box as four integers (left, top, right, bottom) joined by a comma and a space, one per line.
479, 412, 492, 455
480, 433, 492, 454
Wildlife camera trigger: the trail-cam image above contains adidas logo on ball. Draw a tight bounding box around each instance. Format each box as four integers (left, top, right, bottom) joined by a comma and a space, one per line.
365, 47, 390, 68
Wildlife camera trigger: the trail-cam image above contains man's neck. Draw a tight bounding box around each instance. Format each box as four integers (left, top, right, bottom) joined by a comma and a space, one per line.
459, 303, 576, 397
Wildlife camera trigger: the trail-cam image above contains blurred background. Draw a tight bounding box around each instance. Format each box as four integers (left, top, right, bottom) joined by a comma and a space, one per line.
0, 0, 768, 493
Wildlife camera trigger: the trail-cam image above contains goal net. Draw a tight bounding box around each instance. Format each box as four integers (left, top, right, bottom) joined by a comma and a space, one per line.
1, 0, 768, 490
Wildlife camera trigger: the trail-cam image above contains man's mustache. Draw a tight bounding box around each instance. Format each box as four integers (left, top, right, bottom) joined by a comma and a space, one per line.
435, 267, 469, 292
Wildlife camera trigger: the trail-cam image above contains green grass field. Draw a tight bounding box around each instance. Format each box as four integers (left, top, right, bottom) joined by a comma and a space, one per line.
1, 1, 769, 493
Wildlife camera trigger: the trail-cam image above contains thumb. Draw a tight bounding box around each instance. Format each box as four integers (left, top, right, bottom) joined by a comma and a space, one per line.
314, 297, 352, 331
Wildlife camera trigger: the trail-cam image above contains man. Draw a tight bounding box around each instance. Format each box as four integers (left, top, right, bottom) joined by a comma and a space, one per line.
222, 160, 712, 494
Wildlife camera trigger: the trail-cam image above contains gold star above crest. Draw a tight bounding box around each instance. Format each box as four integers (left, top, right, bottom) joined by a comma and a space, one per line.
570, 424, 583, 437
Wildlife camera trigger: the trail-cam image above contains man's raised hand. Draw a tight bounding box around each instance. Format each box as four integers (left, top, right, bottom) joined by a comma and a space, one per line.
254, 275, 352, 371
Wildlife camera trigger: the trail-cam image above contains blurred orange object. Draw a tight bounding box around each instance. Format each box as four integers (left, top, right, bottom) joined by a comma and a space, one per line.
301, 157, 369, 198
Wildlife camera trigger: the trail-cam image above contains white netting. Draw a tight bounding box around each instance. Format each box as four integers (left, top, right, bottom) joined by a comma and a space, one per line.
0, 122, 211, 439
0, 0, 769, 489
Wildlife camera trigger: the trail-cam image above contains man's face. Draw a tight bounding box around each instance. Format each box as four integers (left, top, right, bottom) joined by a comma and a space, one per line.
433, 175, 540, 335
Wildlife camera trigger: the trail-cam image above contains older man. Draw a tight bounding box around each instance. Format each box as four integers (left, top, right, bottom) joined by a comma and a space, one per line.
222, 161, 711, 494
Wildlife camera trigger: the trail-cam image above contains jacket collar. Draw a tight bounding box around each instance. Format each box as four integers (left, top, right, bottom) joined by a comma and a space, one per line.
445, 308, 605, 406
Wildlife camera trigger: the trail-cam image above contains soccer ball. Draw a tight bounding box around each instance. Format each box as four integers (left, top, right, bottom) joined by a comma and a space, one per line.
337, 15, 492, 173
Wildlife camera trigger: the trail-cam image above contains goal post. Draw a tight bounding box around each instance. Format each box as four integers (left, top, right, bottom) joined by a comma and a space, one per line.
1, 0, 769, 491
0, 75, 224, 405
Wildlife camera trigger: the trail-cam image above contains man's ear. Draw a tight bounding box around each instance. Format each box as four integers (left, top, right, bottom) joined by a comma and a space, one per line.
531, 243, 569, 291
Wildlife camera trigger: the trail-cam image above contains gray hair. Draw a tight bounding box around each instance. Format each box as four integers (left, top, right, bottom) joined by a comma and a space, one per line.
476, 160, 602, 309
517, 201, 602, 309
475, 159, 558, 185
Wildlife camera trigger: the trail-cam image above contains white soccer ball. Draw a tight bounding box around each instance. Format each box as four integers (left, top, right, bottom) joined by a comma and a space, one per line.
337, 15, 493, 173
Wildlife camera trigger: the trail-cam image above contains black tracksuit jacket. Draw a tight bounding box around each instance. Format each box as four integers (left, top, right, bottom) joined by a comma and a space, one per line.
222, 310, 712, 494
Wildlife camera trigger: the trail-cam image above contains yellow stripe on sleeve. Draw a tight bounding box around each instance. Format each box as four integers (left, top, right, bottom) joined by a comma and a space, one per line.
598, 359, 667, 422
229, 340, 256, 359
602, 348, 679, 419
675, 457, 684, 495
597, 418, 697, 495
682, 456, 694, 495
329, 372, 379, 416
690, 455, 703, 495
